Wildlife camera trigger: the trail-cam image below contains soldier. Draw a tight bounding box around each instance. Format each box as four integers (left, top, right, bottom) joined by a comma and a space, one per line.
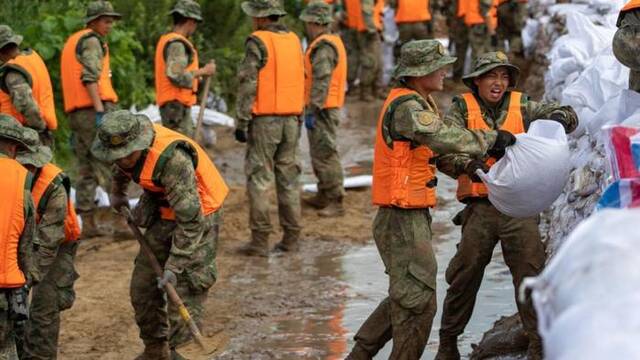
300, 2, 348, 217
15, 143, 81, 360
0, 115, 39, 360
234, 0, 305, 256
613, 0, 640, 92
0, 26, 57, 147
90, 110, 228, 360
446, 0, 470, 80
434, 52, 578, 360
341, 0, 384, 100
155, 0, 216, 137
462, 0, 496, 64
496, 0, 528, 57
60, 0, 122, 239
346, 40, 516, 360
390, 0, 433, 58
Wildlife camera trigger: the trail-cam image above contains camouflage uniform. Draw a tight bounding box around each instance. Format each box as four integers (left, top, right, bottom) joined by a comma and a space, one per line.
446, 1, 469, 80
347, 41, 501, 360
496, 0, 527, 56
467, 0, 494, 61
91, 111, 221, 358
0, 116, 39, 360
434, 53, 578, 360
613, 6, 640, 92
236, 0, 302, 255
14, 145, 78, 360
389, 0, 432, 57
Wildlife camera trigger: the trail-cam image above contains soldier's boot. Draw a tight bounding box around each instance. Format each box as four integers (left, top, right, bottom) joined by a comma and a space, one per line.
526, 334, 543, 360
134, 341, 170, 360
344, 342, 372, 360
111, 214, 134, 241
237, 231, 269, 257
434, 336, 460, 360
273, 231, 300, 253
80, 212, 108, 239
318, 198, 345, 218
359, 85, 375, 102
302, 192, 330, 209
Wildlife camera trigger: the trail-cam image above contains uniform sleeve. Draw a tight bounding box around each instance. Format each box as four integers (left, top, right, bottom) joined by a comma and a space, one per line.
111, 166, 132, 197
159, 147, 205, 274
436, 97, 476, 178
3, 70, 46, 131
619, 8, 640, 27
235, 38, 265, 126
78, 36, 104, 84
392, 99, 497, 156
522, 95, 579, 133
309, 41, 339, 112
19, 189, 39, 284
361, 0, 377, 33
164, 41, 196, 89
33, 183, 67, 276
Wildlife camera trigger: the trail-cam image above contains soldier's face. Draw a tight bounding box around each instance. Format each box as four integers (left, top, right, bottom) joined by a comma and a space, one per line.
420, 67, 448, 92
115, 150, 142, 170
91, 16, 115, 36
474, 67, 510, 105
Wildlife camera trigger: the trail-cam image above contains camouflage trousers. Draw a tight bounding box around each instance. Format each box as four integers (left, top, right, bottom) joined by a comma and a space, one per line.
67, 102, 117, 214
19, 242, 78, 360
160, 101, 194, 138
497, 2, 527, 55
348, 208, 437, 359
439, 199, 545, 339
0, 293, 17, 360
245, 116, 302, 240
468, 24, 492, 62
343, 29, 382, 89
395, 21, 432, 58
130, 211, 220, 349
307, 108, 344, 201
449, 16, 469, 80
630, 69, 640, 92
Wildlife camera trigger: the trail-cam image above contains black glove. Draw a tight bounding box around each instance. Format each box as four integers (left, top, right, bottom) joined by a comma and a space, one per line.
547, 113, 570, 133
465, 159, 490, 183
488, 130, 516, 159
234, 128, 248, 143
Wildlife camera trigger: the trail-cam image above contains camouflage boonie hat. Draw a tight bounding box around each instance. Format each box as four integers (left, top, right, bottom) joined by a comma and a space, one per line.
241, 0, 287, 18
300, 1, 333, 24
0, 114, 35, 151
613, 25, 640, 71
90, 110, 154, 163
17, 143, 53, 168
85, 1, 122, 24
169, 0, 203, 22
393, 40, 457, 79
462, 51, 520, 90
0, 25, 23, 50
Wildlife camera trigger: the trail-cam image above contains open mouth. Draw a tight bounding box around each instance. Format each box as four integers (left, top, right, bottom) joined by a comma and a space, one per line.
490, 87, 503, 98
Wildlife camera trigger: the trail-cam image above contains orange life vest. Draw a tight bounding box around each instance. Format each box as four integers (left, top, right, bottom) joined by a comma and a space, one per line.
456, 92, 525, 201
464, 0, 487, 26
304, 34, 347, 109
61, 29, 118, 113
395, 0, 432, 23
372, 88, 438, 209
251, 31, 305, 116
0, 50, 57, 130
305, 0, 334, 3
344, 0, 385, 31
155, 32, 199, 107
31, 163, 81, 243
488, 0, 499, 31
0, 158, 28, 288
622, 0, 640, 11
134, 124, 229, 220
457, 0, 468, 17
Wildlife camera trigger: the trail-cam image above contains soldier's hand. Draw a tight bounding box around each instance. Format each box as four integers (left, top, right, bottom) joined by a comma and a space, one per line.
488, 130, 516, 159
157, 269, 177, 289
95, 112, 105, 127
547, 113, 570, 133
234, 128, 248, 143
201, 61, 216, 77
304, 113, 316, 130
465, 159, 490, 183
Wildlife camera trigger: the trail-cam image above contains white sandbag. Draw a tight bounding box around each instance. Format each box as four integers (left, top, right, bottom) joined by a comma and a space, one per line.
477, 120, 570, 218
303, 175, 372, 193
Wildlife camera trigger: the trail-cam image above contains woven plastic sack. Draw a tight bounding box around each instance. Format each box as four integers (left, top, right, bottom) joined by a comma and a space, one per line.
477, 120, 571, 218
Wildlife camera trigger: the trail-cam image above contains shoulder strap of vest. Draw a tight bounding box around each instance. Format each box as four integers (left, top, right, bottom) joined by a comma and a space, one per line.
148, 141, 198, 188
461, 92, 483, 126
163, 34, 194, 66
32, 167, 66, 218
508, 91, 523, 110
382, 92, 427, 148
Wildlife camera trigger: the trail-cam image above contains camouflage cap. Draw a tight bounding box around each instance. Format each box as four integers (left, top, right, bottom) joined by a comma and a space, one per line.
241, 0, 287, 18
85, 1, 122, 24
462, 51, 520, 90
90, 110, 154, 163
613, 25, 640, 71
16, 143, 53, 168
393, 40, 457, 79
0, 114, 35, 151
300, 1, 333, 24
0, 25, 23, 50
169, 0, 203, 22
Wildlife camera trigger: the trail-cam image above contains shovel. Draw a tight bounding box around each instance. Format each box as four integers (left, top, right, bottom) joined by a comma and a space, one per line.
193, 60, 215, 143
122, 208, 221, 359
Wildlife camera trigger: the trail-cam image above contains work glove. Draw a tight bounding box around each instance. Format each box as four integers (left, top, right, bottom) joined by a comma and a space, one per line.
547, 113, 570, 133
488, 129, 517, 159
465, 159, 490, 183
157, 269, 177, 290
110, 194, 129, 213
95, 112, 105, 127
304, 113, 316, 130
234, 128, 248, 143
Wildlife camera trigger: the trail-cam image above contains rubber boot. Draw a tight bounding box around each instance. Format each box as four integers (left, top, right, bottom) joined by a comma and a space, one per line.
526, 334, 543, 360
135, 341, 170, 360
302, 192, 330, 209
237, 231, 269, 257
111, 214, 134, 241
318, 198, 345, 218
273, 231, 300, 253
344, 342, 372, 360
434, 336, 460, 360
80, 212, 108, 239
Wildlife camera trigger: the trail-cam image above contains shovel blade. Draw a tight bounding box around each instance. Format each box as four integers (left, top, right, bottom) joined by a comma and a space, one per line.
174, 332, 228, 360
